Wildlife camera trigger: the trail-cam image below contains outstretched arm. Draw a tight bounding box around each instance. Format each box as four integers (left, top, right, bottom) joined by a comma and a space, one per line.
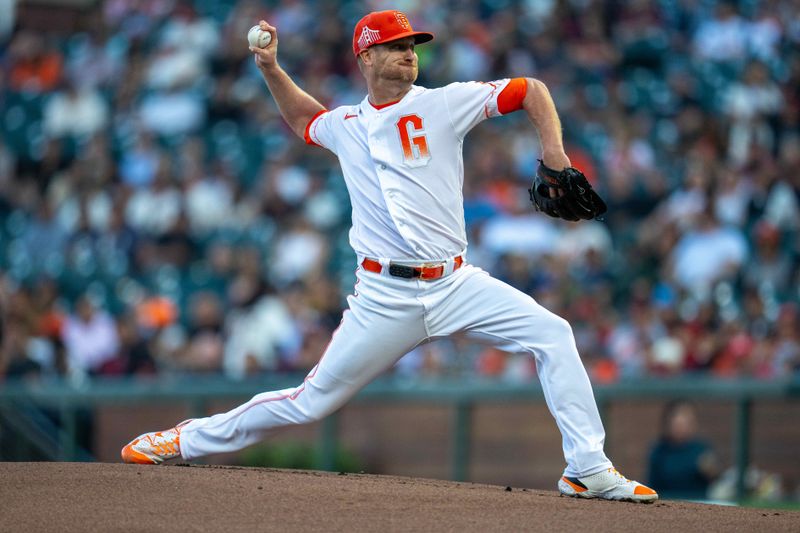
250, 20, 325, 139
522, 78, 606, 218
522, 78, 571, 171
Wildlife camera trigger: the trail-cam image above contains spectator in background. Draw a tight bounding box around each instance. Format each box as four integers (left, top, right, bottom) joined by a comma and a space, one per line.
134, 295, 179, 372
772, 304, 800, 376
648, 321, 687, 375
654, 163, 709, 230
480, 212, 560, 260
222, 272, 295, 379
746, 3, 782, 61
158, 3, 219, 57
21, 202, 70, 271
27, 277, 67, 377
647, 400, 719, 500
743, 220, 793, 297
119, 131, 162, 189
606, 293, 665, 378
764, 136, 800, 230
42, 78, 109, 140
175, 291, 225, 373
1, 316, 42, 380
63, 29, 121, 91
712, 169, 752, 227
670, 210, 748, 299
7, 30, 63, 92
124, 155, 182, 236
713, 319, 756, 377
61, 293, 120, 376
269, 217, 329, 288
50, 138, 116, 235
184, 160, 237, 235
554, 220, 613, 265
138, 30, 208, 136
723, 61, 784, 166
114, 313, 156, 376
692, 1, 748, 63
604, 119, 662, 206
99, 200, 138, 267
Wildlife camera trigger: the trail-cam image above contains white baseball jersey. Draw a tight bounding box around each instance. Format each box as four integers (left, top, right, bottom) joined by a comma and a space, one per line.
177, 76, 614, 482
304, 78, 528, 261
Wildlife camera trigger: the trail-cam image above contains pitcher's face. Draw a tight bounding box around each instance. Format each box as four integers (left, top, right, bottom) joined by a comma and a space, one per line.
365, 37, 418, 84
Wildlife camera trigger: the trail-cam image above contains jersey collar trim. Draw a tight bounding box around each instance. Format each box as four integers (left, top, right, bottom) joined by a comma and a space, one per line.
369, 98, 402, 110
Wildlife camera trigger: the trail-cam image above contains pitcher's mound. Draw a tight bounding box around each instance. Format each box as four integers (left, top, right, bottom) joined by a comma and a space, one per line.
0, 462, 793, 532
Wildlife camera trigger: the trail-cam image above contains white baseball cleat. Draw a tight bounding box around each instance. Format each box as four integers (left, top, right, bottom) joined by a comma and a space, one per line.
121, 419, 193, 465
558, 467, 658, 503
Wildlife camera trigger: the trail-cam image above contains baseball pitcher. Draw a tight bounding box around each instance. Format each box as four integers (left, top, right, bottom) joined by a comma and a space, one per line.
123, 10, 656, 503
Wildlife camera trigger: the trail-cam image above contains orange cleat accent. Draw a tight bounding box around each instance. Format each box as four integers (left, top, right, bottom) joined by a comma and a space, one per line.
560, 476, 588, 493
634, 484, 658, 496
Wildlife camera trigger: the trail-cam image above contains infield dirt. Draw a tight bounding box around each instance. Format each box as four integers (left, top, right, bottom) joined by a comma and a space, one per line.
0, 462, 795, 532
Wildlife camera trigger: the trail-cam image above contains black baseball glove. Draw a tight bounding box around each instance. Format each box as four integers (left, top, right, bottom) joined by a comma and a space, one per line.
528, 160, 607, 221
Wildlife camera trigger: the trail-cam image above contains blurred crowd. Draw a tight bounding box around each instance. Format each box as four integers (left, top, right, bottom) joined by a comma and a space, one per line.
1, 0, 799, 383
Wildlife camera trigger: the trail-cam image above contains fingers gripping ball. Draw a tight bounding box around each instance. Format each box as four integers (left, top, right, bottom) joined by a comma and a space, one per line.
248, 25, 272, 48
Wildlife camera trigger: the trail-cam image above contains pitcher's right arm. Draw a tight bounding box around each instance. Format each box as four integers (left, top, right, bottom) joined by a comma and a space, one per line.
250, 20, 325, 139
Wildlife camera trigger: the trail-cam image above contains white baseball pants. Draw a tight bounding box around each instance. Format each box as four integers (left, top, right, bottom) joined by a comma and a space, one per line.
179, 262, 612, 478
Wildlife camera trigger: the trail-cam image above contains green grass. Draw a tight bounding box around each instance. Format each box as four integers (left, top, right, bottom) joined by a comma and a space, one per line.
740, 500, 800, 512
239, 441, 363, 473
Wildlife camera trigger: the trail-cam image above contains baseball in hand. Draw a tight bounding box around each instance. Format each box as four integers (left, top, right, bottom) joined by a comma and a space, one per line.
247, 25, 272, 48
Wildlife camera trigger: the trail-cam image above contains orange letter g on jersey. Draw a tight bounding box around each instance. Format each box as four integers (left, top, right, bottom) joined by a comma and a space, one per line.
396, 114, 431, 167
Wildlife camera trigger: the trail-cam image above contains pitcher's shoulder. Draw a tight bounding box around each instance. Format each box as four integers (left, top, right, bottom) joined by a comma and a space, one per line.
324, 106, 352, 118
409, 84, 450, 103
313, 105, 359, 124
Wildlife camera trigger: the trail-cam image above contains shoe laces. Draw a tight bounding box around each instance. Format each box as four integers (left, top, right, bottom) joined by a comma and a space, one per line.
144, 429, 180, 456
608, 468, 630, 483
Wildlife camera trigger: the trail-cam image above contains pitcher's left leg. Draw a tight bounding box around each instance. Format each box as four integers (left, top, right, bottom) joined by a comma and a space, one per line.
426, 266, 610, 477
425, 266, 657, 501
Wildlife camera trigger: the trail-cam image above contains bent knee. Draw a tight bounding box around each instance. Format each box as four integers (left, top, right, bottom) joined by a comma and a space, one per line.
533, 311, 575, 348
304, 404, 336, 423
551, 314, 573, 337
301, 392, 343, 423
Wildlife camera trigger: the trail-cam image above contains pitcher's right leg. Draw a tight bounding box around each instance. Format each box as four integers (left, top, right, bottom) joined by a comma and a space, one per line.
123, 270, 428, 463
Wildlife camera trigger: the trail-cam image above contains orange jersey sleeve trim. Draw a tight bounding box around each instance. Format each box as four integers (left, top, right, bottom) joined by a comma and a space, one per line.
497, 77, 528, 115
304, 109, 328, 146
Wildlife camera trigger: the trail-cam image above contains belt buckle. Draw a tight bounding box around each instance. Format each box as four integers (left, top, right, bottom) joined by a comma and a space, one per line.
418, 262, 443, 281
388, 263, 416, 279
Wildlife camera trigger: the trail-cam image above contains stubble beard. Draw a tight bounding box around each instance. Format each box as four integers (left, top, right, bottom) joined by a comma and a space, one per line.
381, 64, 418, 84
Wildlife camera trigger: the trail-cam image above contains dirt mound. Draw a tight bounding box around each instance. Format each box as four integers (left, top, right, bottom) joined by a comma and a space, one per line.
0, 463, 793, 532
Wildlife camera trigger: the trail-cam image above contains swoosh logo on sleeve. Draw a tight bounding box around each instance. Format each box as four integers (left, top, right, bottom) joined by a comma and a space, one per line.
344, 114, 358, 120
